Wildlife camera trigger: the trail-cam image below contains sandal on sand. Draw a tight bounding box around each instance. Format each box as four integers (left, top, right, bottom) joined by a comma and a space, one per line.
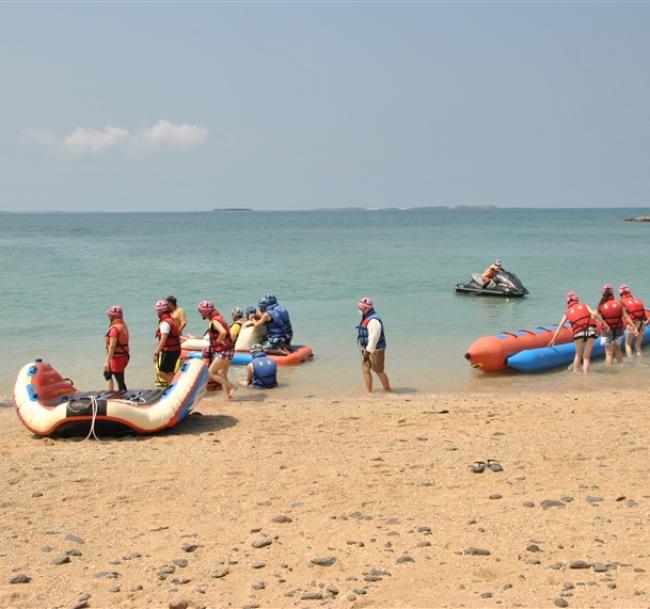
470, 461, 486, 474
486, 459, 503, 472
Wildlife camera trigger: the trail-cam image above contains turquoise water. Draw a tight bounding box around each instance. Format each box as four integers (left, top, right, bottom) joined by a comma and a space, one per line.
2, 208, 650, 401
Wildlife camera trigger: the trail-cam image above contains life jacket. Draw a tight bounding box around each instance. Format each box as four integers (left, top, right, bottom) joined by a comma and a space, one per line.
208, 310, 234, 353
622, 294, 646, 322
566, 302, 597, 336
155, 313, 181, 352
105, 320, 129, 358
599, 299, 624, 330
266, 303, 293, 340
357, 310, 387, 349
251, 352, 278, 389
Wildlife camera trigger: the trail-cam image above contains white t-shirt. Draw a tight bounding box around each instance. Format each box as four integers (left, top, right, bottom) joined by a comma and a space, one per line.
365, 318, 382, 352
158, 321, 172, 335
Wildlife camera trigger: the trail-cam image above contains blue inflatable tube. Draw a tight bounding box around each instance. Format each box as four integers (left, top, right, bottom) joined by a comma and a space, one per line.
232, 352, 253, 366
507, 326, 650, 372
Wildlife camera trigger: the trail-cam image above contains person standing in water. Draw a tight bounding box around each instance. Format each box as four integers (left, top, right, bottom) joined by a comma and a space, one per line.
104, 305, 129, 391
597, 284, 637, 365
356, 297, 391, 393
548, 291, 608, 374
619, 284, 649, 357
166, 295, 187, 333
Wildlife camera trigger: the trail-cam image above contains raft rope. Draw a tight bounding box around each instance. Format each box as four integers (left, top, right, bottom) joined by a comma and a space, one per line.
82, 395, 101, 442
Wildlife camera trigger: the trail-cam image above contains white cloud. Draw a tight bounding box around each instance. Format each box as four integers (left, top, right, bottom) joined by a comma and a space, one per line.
62, 126, 129, 155
24, 120, 209, 157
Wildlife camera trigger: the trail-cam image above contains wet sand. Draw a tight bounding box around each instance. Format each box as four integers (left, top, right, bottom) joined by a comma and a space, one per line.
1, 388, 649, 608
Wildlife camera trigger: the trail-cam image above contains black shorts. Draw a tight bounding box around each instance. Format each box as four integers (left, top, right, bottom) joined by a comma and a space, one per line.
158, 350, 180, 373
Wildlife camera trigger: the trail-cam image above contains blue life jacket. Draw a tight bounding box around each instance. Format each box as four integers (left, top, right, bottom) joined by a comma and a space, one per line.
357, 310, 387, 349
266, 303, 293, 340
251, 352, 278, 389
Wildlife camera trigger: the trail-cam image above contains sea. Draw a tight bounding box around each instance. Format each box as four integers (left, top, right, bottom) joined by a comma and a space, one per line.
2, 208, 650, 403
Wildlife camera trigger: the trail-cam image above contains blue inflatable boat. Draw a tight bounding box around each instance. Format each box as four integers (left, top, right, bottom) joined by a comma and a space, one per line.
507, 326, 650, 372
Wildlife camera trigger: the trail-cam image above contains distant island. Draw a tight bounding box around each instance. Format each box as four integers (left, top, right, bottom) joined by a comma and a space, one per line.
213, 208, 253, 212
311, 205, 498, 212
624, 215, 650, 222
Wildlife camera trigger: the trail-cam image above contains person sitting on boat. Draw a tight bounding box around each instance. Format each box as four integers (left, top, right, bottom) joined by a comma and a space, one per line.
598, 284, 638, 365
165, 295, 187, 333
481, 259, 504, 288
198, 300, 237, 399
230, 306, 244, 344
251, 294, 293, 355
154, 299, 182, 387
104, 305, 129, 392
236, 306, 266, 351
239, 344, 278, 389
548, 291, 609, 374
619, 284, 649, 357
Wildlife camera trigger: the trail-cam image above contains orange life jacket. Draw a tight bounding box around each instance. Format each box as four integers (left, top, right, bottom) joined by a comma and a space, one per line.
155, 313, 181, 352
105, 320, 130, 358
622, 294, 646, 322
208, 310, 234, 353
566, 302, 596, 335
598, 299, 624, 330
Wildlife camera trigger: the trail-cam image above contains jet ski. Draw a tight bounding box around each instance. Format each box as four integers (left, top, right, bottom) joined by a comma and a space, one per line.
455, 269, 529, 297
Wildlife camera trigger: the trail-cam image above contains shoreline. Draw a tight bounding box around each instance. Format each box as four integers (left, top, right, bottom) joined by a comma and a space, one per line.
2, 388, 648, 608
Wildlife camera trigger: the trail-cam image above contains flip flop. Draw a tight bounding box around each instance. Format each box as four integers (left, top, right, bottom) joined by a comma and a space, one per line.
470, 461, 486, 474
486, 459, 503, 472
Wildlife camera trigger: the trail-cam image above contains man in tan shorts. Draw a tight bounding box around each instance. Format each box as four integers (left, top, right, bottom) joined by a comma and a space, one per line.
356, 297, 391, 393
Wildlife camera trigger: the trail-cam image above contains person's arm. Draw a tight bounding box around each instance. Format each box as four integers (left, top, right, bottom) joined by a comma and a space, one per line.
210, 319, 229, 343
154, 322, 170, 361
105, 335, 117, 369
239, 363, 254, 386
365, 319, 381, 352
252, 313, 270, 328
587, 306, 609, 333
622, 309, 639, 336
548, 315, 567, 346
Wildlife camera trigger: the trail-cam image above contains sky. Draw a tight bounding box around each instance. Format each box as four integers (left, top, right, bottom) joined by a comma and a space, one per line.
0, 1, 648, 212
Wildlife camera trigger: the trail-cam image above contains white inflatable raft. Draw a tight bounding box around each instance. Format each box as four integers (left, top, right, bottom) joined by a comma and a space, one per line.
13, 354, 208, 436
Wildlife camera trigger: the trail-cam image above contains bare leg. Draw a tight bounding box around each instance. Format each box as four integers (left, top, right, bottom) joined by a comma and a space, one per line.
613, 342, 624, 364
582, 337, 595, 374
572, 339, 583, 372
625, 332, 634, 358
636, 323, 645, 355
209, 358, 237, 398
362, 365, 373, 392
376, 371, 391, 392
106, 375, 114, 392
604, 344, 614, 366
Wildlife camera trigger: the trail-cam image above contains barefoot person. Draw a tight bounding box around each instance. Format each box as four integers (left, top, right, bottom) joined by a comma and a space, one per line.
619, 284, 649, 357
356, 297, 391, 392
153, 299, 182, 387
598, 284, 637, 366
548, 291, 609, 374
104, 305, 129, 391
198, 300, 237, 399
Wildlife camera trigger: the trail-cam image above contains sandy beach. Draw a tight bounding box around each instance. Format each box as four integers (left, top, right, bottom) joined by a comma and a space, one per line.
1, 388, 649, 609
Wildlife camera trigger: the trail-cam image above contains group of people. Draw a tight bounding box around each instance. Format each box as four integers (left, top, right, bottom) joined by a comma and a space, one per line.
103, 293, 295, 396
549, 284, 648, 373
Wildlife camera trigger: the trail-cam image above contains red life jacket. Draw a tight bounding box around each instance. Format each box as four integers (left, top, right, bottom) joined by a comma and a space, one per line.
155, 313, 181, 352
598, 299, 624, 330
208, 310, 233, 352
622, 294, 646, 322
105, 320, 130, 357
566, 302, 596, 335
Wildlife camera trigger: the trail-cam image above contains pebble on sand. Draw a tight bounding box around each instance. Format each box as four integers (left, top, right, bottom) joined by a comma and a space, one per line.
252, 537, 273, 549
211, 568, 229, 578
311, 556, 337, 566
169, 599, 188, 609
569, 560, 591, 569
396, 555, 415, 564
554, 598, 569, 608
272, 514, 293, 523
541, 499, 565, 510
463, 547, 491, 556
65, 534, 85, 545
9, 574, 31, 584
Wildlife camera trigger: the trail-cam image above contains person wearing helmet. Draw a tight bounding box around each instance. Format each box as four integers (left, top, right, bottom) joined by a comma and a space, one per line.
239, 344, 278, 390
166, 295, 187, 333
481, 259, 504, 289
198, 300, 237, 399
356, 297, 391, 392
619, 284, 648, 357
154, 299, 181, 387
598, 284, 638, 365
235, 306, 266, 351
104, 305, 129, 391
251, 294, 293, 355
548, 292, 609, 373
230, 306, 244, 344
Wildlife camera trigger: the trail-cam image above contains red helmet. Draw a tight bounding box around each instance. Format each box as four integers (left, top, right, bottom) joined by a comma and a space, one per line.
106, 305, 123, 319
601, 284, 613, 295
155, 299, 169, 315
619, 284, 631, 295
565, 291, 579, 305
198, 300, 215, 318
357, 297, 374, 314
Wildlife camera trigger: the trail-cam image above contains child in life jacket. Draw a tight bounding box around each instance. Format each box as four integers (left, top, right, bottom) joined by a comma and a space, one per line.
548, 291, 609, 374
619, 284, 649, 357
